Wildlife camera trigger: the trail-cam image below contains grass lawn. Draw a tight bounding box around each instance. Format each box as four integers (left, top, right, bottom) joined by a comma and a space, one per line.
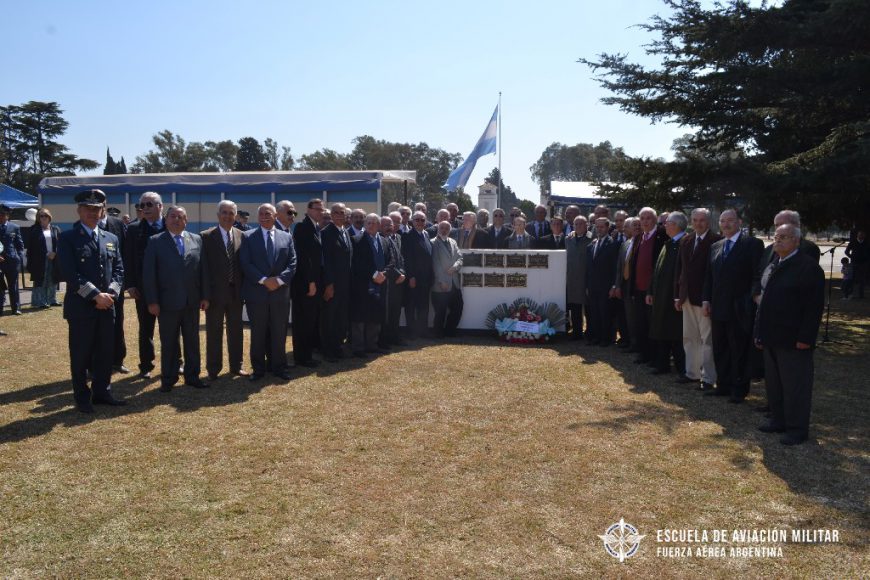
0, 287, 867, 577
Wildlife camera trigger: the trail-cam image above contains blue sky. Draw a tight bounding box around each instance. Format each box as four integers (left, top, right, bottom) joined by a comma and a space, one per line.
2, 0, 691, 201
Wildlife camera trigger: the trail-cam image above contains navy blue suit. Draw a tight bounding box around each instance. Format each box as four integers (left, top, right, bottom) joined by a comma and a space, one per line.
239, 226, 296, 375
586, 235, 620, 344
0, 220, 25, 313
57, 223, 124, 407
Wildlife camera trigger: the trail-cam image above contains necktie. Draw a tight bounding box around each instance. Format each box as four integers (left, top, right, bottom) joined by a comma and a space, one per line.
266, 230, 275, 264
92, 229, 98, 244
724, 239, 733, 257
175, 234, 184, 256
422, 231, 431, 254
693, 235, 701, 255
225, 231, 235, 283
374, 236, 381, 255
623, 241, 634, 280
593, 239, 599, 258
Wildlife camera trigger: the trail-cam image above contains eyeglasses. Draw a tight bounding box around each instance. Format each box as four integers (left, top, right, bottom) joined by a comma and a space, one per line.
773, 234, 795, 241
141, 201, 159, 208
290, 210, 298, 216
413, 218, 426, 222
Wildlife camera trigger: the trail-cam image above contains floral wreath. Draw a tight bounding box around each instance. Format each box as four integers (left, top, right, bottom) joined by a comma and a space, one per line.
485, 298, 566, 344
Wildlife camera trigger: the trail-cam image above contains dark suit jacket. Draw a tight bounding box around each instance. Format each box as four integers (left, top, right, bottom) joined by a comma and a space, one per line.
124, 219, 166, 291
587, 235, 619, 294
57, 223, 123, 320
753, 238, 821, 297
351, 232, 394, 323
487, 225, 513, 249
239, 227, 296, 303
526, 220, 552, 239
25, 225, 60, 285
321, 223, 353, 288
755, 252, 825, 348
200, 226, 243, 305
292, 215, 323, 294
143, 230, 206, 310
675, 230, 721, 306
402, 228, 434, 288
628, 226, 669, 297
101, 216, 127, 254
451, 227, 491, 249
0, 221, 25, 263
703, 233, 765, 324
534, 233, 567, 250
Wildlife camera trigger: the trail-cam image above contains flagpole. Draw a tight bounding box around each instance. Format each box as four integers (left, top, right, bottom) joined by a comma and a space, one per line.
497, 92, 502, 209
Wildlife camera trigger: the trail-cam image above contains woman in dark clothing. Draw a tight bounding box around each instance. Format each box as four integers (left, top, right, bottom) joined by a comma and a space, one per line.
26, 208, 61, 308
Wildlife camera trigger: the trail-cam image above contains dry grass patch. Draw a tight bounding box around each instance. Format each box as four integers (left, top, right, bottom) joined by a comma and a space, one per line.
0, 294, 868, 577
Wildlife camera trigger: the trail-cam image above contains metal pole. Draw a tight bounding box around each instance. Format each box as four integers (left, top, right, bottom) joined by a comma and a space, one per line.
497, 92, 502, 210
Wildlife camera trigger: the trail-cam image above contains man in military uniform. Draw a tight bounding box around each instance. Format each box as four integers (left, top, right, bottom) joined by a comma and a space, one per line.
0, 204, 25, 315
57, 189, 127, 413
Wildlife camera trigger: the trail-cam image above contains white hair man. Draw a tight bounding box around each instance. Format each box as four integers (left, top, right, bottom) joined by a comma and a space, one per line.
674, 208, 722, 390
755, 223, 825, 445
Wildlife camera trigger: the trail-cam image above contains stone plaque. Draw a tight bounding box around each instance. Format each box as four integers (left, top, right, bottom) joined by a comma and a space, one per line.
484, 253, 505, 268
462, 272, 483, 287
505, 254, 527, 268
484, 273, 505, 288
528, 254, 549, 268
463, 252, 483, 268
506, 273, 528, 288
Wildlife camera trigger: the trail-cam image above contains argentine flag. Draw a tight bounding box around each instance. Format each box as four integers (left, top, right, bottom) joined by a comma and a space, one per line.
443, 105, 498, 192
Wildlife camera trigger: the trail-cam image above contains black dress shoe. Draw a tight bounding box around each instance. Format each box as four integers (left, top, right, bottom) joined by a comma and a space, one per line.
704, 389, 730, 397
76, 402, 95, 414
758, 422, 785, 433
186, 379, 210, 389
274, 371, 292, 380
297, 359, 320, 368
675, 374, 696, 384
113, 365, 131, 374
779, 434, 807, 446
139, 369, 153, 379
92, 396, 127, 406
231, 369, 251, 377
352, 351, 368, 358
159, 384, 173, 392
249, 373, 264, 382
207, 374, 219, 382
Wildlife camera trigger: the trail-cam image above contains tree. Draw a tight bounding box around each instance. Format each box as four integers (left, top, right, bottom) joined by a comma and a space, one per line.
0, 101, 98, 192
203, 140, 239, 172
485, 167, 528, 209
103, 148, 128, 175
529, 141, 627, 194
580, 0, 870, 229
235, 137, 269, 172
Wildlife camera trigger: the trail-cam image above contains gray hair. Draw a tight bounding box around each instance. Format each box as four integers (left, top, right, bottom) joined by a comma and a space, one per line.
217, 200, 237, 214
258, 203, 276, 214
691, 207, 711, 220
638, 207, 657, 219
777, 223, 802, 240
477, 208, 490, 217
166, 205, 187, 217
276, 199, 295, 212
330, 202, 347, 213
775, 209, 801, 227
667, 211, 688, 230
140, 191, 163, 205
364, 213, 380, 225
387, 202, 402, 213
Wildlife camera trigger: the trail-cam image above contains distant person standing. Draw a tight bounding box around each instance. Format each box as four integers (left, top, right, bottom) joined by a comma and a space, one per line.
0, 204, 25, 315
125, 191, 168, 378
319, 203, 353, 361
291, 199, 325, 367
755, 224, 825, 445
430, 221, 464, 338
200, 200, 248, 379
57, 190, 126, 413
845, 230, 867, 299
99, 205, 130, 373
25, 208, 61, 309
143, 206, 210, 392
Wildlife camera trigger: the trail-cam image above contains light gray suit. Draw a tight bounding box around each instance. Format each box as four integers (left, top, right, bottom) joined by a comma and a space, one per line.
143, 230, 206, 386
506, 233, 533, 249
430, 236, 463, 337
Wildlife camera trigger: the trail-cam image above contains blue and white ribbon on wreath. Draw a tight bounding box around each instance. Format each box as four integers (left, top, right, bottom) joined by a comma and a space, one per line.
495, 318, 556, 336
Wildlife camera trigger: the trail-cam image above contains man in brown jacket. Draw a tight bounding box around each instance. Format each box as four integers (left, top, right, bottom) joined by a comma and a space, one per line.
201, 200, 248, 380
674, 208, 721, 390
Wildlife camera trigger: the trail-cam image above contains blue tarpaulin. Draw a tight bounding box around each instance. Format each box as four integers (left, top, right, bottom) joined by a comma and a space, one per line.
0, 184, 39, 208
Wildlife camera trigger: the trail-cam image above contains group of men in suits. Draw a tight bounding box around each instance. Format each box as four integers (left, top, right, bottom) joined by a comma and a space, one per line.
52, 189, 826, 444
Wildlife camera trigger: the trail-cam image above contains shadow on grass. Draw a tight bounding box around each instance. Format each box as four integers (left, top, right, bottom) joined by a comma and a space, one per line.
552, 295, 870, 519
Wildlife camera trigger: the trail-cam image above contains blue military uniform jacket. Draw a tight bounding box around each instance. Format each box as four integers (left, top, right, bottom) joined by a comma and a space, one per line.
58, 222, 124, 319
0, 221, 25, 262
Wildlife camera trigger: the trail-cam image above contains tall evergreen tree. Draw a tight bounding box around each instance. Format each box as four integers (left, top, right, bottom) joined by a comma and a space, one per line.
235, 137, 268, 171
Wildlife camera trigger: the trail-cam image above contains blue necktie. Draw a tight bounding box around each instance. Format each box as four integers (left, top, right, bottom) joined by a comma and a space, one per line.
174, 234, 184, 256
724, 239, 733, 257
266, 230, 275, 264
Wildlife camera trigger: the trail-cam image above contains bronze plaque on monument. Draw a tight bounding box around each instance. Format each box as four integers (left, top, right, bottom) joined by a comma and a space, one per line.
505, 254, 527, 268
506, 273, 528, 288
463, 252, 483, 268
484, 253, 504, 268
462, 273, 483, 287
484, 273, 505, 288
528, 254, 549, 268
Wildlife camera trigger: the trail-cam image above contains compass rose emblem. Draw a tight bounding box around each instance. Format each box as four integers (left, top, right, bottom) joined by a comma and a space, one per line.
598, 518, 645, 562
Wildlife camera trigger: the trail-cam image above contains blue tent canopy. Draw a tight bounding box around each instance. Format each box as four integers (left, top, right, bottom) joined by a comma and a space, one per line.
0, 184, 39, 208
